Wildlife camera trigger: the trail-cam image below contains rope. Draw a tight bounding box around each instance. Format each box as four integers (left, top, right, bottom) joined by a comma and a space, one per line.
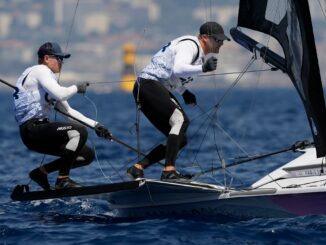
196, 104, 248, 155
57, 0, 80, 84
84, 68, 276, 86
318, 0, 326, 19
198, 68, 277, 77
63, 0, 80, 55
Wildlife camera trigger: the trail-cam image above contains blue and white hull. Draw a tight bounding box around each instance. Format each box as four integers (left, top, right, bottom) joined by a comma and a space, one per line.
107, 148, 326, 220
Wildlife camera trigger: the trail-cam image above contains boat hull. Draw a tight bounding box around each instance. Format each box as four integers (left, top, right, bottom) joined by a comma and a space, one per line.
106, 179, 326, 220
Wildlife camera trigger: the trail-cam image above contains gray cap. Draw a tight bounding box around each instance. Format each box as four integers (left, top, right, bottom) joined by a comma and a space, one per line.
200, 21, 230, 41
37, 42, 71, 59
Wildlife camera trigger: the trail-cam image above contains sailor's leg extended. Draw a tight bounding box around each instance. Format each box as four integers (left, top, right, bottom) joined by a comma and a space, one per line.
128, 78, 189, 179
165, 107, 189, 167
136, 128, 188, 169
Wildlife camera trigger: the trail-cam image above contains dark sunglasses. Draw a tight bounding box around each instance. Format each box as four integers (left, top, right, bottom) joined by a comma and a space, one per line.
48, 55, 64, 62
209, 36, 224, 44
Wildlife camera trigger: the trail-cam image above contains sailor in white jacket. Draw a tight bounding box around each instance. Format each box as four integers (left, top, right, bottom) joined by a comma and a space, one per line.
14, 42, 110, 190
127, 22, 230, 181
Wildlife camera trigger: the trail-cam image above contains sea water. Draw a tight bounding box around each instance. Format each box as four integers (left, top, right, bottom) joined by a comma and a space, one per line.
1, 88, 325, 244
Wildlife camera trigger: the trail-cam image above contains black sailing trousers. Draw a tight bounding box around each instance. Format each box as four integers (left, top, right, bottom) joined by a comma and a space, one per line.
133, 78, 189, 168
19, 118, 94, 176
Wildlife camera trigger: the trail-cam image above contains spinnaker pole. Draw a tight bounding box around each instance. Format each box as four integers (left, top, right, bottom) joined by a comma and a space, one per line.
194, 140, 313, 178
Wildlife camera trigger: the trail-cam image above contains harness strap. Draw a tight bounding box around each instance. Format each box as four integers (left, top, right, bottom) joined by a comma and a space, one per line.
21, 72, 31, 86
179, 38, 200, 64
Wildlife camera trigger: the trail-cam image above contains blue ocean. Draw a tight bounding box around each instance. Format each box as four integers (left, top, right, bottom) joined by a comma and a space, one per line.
1, 88, 326, 244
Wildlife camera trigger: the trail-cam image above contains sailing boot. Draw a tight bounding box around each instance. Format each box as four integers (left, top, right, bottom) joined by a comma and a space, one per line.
55, 177, 82, 189
29, 168, 51, 190
127, 166, 144, 179
160, 170, 192, 182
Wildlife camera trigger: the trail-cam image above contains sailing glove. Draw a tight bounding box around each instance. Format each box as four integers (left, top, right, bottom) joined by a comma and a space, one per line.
76, 82, 89, 94
95, 123, 112, 140
202, 57, 217, 72
182, 90, 197, 105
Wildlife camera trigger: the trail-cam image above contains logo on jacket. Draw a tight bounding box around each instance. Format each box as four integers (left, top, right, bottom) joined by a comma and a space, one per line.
57, 126, 73, 131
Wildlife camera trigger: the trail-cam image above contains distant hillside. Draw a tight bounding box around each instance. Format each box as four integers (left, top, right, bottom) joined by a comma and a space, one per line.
0, 0, 324, 90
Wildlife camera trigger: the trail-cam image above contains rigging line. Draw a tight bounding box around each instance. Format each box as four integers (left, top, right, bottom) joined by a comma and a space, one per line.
189, 108, 218, 172
211, 68, 225, 170
91, 135, 128, 182
213, 123, 225, 171
318, 0, 326, 19
212, 124, 242, 187
211, 108, 226, 168
23, 154, 47, 186
209, 0, 212, 20
202, 0, 209, 22
98, 151, 142, 181
131, 12, 159, 157
198, 68, 276, 77
196, 104, 249, 155
217, 56, 256, 107
83, 94, 98, 120
54, 0, 79, 122
187, 57, 257, 126
91, 139, 113, 183
204, 56, 256, 115
192, 103, 248, 187
213, 126, 226, 183
236, 63, 263, 157
194, 141, 309, 178
175, 118, 208, 170
266, 172, 283, 189
68, 68, 276, 86
188, 107, 224, 183
133, 28, 148, 77
88, 80, 134, 85
131, 28, 150, 162
135, 99, 141, 161
102, 159, 126, 182
176, 101, 217, 169
63, 0, 80, 54
57, 0, 80, 84
181, 103, 243, 187
202, 107, 246, 187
